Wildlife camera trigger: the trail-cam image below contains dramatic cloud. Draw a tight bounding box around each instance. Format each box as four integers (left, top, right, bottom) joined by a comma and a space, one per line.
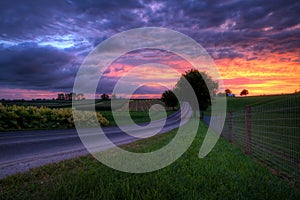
0, 43, 77, 91
0, 0, 299, 98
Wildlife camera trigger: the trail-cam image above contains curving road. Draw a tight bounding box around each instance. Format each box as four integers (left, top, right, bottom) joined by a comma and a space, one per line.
0, 103, 192, 179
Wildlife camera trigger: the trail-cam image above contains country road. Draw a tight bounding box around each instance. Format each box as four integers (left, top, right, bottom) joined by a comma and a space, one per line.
0, 103, 192, 179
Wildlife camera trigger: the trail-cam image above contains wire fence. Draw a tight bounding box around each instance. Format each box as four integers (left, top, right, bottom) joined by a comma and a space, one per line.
203, 95, 300, 187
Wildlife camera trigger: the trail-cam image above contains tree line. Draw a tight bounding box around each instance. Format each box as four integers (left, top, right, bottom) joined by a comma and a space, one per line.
161, 69, 249, 112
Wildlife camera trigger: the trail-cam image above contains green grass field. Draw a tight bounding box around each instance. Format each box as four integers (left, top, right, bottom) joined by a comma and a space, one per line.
204, 94, 298, 115
1, 121, 298, 199
226, 94, 297, 112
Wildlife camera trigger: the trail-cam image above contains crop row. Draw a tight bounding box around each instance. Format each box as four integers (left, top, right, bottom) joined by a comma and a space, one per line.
127, 100, 168, 111
0, 103, 109, 131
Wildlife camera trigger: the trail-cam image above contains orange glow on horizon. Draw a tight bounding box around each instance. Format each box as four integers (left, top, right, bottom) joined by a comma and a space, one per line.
2, 50, 299, 100
215, 51, 300, 96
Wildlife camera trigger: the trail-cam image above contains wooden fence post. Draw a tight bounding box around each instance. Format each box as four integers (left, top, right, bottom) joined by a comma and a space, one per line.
229, 112, 233, 143
245, 106, 252, 154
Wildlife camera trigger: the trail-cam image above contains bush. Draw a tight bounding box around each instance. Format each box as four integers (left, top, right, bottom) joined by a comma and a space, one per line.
0, 103, 109, 131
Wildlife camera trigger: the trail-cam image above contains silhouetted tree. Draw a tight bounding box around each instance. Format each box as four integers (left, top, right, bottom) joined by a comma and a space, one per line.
240, 89, 249, 96
101, 93, 110, 101
174, 69, 218, 111
225, 89, 232, 96
57, 93, 65, 100
64, 93, 76, 100
161, 90, 178, 110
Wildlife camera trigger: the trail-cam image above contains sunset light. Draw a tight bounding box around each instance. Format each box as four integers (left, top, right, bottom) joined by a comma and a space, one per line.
0, 1, 299, 99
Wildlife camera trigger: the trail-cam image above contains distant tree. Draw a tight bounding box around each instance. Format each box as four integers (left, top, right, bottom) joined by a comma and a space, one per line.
57, 93, 65, 100
225, 89, 232, 97
101, 93, 110, 101
71, 93, 76, 100
161, 90, 178, 110
111, 94, 117, 100
174, 69, 218, 111
63, 93, 76, 101
240, 89, 249, 96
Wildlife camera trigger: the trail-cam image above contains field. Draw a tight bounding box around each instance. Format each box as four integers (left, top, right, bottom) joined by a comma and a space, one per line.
0, 99, 172, 111
106, 99, 176, 126
0, 104, 109, 131
1, 121, 299, 199
225, 94, 297, 112
1, 95, 299, 198
0, 99, 175, 131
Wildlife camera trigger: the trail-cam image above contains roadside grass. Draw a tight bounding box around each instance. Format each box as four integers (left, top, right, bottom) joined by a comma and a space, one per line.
1, 122, 298, 199
220, 94, 300, 185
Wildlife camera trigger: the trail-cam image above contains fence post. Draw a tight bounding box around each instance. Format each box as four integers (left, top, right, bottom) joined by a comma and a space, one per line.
245, 106, 252, 155
229, 112, 233, 143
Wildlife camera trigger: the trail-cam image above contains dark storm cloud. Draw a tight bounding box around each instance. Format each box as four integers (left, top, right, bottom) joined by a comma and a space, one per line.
0, 43, 77, 91
235, 0, 299, 31
0, 0, 146, 40
1, 0, 299, 50
0, 0, 71, 39
71, 0, 144, 14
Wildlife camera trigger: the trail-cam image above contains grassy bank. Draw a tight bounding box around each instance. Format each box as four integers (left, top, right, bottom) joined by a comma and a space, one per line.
1, 122, 298, 199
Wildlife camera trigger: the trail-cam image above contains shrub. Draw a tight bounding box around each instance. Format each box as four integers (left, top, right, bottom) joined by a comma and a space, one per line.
0, 103, 109, 131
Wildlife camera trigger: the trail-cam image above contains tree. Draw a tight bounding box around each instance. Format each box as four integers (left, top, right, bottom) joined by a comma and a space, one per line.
101, 93, 110, 101
225, 89, 232, 97
240, 89, 249, 96
57, 93, 65, 100
174, 69, 218, 111
161, 90, 178, 110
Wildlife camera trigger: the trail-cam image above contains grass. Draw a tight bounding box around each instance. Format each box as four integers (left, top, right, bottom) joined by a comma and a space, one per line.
225, 94, 297, 112
101, 110, 176, 126
204, 94, 298, 115
1, 121, 299, 199
207, 94, 300, 187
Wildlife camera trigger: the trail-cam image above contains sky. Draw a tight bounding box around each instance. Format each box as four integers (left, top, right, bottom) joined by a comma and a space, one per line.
0, 0, 299, 99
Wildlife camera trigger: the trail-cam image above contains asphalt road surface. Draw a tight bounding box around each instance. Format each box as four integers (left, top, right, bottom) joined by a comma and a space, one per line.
0, 103, 192, 179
